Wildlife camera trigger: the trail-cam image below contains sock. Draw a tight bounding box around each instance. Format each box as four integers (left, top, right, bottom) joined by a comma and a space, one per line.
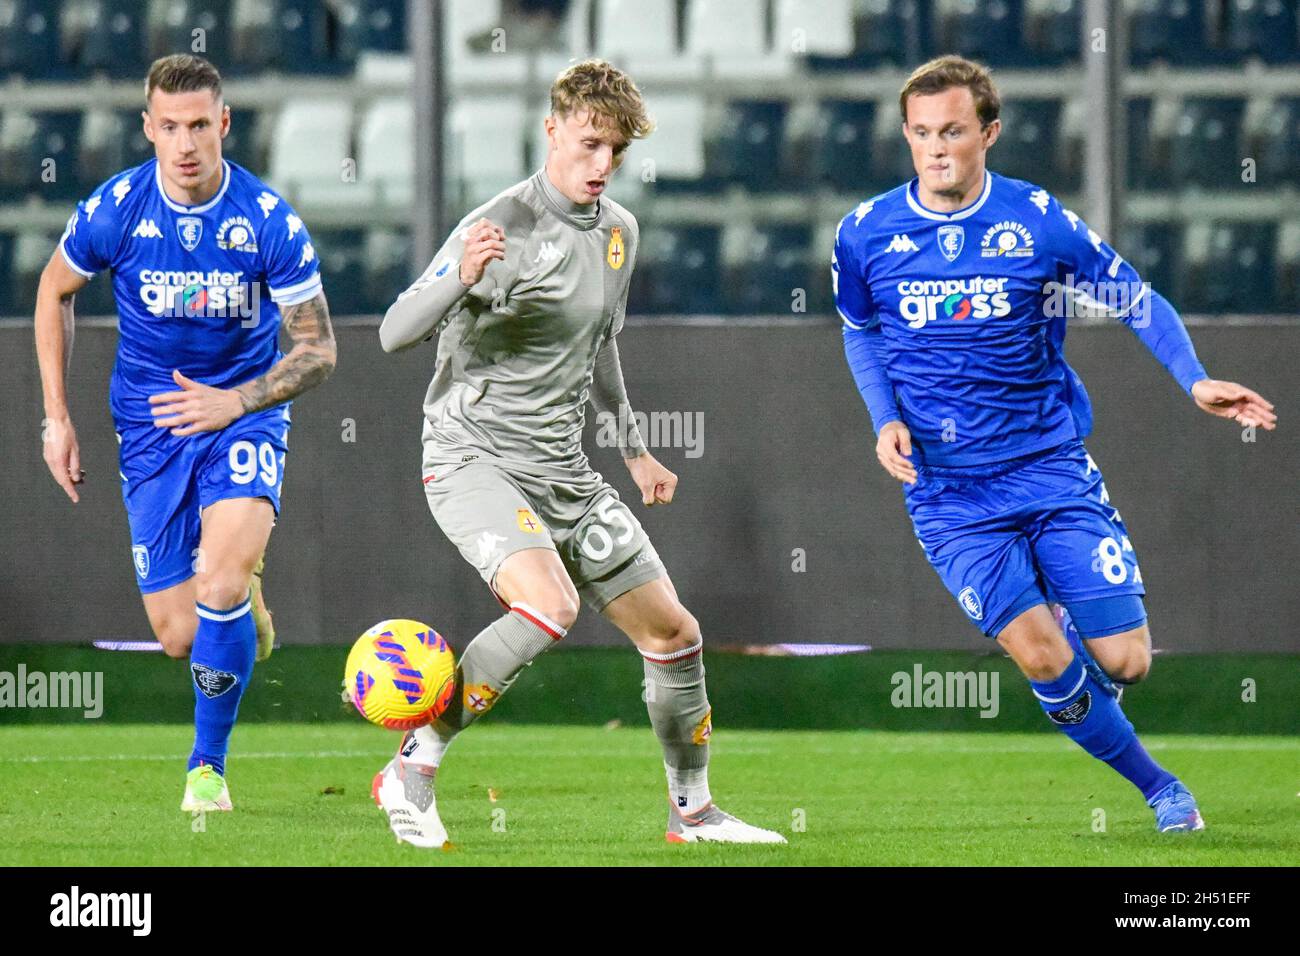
409, 603, 565, 763
641, 641, 713, 814
1030, 654, 1176, 801
188, 593, 256, 776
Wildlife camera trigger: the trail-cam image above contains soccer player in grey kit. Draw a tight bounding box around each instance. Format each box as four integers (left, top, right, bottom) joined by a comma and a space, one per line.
375, 59, 784, 846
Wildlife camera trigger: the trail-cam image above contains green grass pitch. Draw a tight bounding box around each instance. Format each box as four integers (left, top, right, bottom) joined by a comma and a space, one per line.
1, 723, 1295, 866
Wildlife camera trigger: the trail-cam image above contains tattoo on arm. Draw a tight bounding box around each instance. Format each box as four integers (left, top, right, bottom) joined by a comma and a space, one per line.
235, 292, 337, 414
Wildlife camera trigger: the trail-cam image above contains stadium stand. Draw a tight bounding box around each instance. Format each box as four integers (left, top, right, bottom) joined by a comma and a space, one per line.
0, 0, 1297, 317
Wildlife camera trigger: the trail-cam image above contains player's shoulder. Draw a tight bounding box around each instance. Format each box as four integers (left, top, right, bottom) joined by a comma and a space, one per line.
599, 195, 638, 238
223, 161, 300, 220
987, 170, 1069, 219
459, 179, 543, 238
835, 181, 910, 250
79, 158, 156, 222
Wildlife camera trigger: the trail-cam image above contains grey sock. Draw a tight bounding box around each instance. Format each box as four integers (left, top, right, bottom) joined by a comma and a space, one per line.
641, 642, 711, 773
437, 605, 563, 733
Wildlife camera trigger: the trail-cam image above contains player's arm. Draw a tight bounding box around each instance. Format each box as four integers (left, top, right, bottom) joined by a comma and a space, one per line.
834, 221, 915, 483
34, 249, 91, 503
1051, 202, 1276, 431
379, 218, 506, 353
149, 292, 338, 436
590, 336, 676, 506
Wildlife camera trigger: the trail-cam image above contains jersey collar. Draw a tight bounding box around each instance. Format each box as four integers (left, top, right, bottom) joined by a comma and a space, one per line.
905, 170, 992, 221
154, 159, 231, 214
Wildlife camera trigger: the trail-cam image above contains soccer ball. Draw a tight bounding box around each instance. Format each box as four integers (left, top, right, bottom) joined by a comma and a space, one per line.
344, 620, 456, 731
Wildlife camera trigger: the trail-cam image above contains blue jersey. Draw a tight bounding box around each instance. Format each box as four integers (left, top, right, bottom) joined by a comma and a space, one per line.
60, 158, 321, 425
833, 171, 1185, 467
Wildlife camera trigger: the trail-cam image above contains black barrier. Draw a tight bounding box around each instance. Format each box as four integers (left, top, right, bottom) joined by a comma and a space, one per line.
2, 321, 1296, 651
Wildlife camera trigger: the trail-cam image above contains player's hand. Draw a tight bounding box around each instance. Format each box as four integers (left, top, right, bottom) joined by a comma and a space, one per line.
149, 370, 245, 436
458, 218, 506, 287
876, 421, 917, 485
1190, 379, 1277, 431
627, 453, 677, 506
42, 414, 84, 504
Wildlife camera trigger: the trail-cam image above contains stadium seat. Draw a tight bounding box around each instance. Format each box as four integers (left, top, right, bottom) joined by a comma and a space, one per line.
1170, 98, 1246, 190
838, 0, 926, 69
1127, 0, 1208, 65
708, 101, 788, 191
77, 0, 149, 77
628, 224, 721, 314
232, 0, 330, 71
267, 99, 357, 208
634, 93, 707, 184
1022, 0, 1082, 64
336, 0, 406, 61
1254, 97, 1300, 187
990, 99, 1065, 190
595, 0, 676, 58
10, 231, 58, 313
773, 0, 856, 57
1277, 221, 1300, 306
0, 232, 13, 313
1225, 0, 1298, 64
0, 0, 62, 79
363, 227, 412, 310
150, 1, 233, 66
809, 99, 879, 193
312, 228, 369, 316
1117, 221, 1183, 303
221, 106, 267, 173
1184, 222, 1277, 313
1125, 96, 1162, 190
727, 223, 814, 315
933, 0, 1025, 66
0, 111, 82, 201
449, 95, 528, 207
357, 98, 414, 208
685, 0, 766, 57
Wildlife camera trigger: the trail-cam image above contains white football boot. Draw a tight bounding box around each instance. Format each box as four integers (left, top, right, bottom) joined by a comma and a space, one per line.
372, 732, 451, 849
665, 801, 787, 844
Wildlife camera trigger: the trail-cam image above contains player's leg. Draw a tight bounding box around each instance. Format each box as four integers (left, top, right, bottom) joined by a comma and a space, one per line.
1020, 442, 1203, 830
180, 495, 274, 812
141, 579, 197, 658
599, 573, 784, 844
376, 464, 572, 845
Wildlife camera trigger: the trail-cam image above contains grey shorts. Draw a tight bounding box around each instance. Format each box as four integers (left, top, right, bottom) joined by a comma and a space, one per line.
423, 459, 666, 612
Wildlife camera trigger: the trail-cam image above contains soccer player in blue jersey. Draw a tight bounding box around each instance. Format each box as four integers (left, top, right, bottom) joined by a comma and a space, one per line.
33, 55, 336, 811
834, 56, 1277, 832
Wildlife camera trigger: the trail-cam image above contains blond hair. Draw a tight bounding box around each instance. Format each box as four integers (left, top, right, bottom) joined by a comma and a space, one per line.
550, 58, 654, 142
899, 55, 1000, 127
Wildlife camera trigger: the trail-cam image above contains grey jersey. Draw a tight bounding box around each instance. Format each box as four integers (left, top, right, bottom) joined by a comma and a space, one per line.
386, 170, 638, 472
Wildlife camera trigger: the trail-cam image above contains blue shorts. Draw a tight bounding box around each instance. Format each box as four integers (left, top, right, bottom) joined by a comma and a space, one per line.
904, 440, 1146, 639
117, 407, 290, 593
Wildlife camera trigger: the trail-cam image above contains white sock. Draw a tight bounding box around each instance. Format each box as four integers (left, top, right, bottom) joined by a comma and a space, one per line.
409, 720, 457, 767
666, 764, 712, 815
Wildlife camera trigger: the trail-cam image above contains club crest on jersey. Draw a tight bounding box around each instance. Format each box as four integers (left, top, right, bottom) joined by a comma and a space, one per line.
465, 683, 501, 714
131, 545, 150, 579
516, 509, 543, 534
980, 220, 1034, 258
937, 225, 965, 262
607, 227, 625, 270
216, 216, 258, 253
958, 586, 983, 621
176, 216, 202, 252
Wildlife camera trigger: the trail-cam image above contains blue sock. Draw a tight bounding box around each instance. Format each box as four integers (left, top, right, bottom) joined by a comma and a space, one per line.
188, 593, 256, 777
1030, 654, 1175, 801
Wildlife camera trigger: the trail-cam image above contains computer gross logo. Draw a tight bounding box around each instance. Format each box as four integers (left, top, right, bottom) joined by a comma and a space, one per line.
896, 276, 1012, 329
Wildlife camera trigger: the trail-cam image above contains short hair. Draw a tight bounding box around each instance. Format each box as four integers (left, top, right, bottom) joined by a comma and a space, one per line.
899, 55, 1000, 128
145, 54, 223, 106
549, 58, 654, 143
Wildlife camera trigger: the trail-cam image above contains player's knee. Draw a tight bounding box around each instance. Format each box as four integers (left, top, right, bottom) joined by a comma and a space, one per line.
1109, 637, 1151, 684
643, 605, 701, 651
153, 618, 195, 658
523, 590, 579, 633
195, 573, 253, 614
